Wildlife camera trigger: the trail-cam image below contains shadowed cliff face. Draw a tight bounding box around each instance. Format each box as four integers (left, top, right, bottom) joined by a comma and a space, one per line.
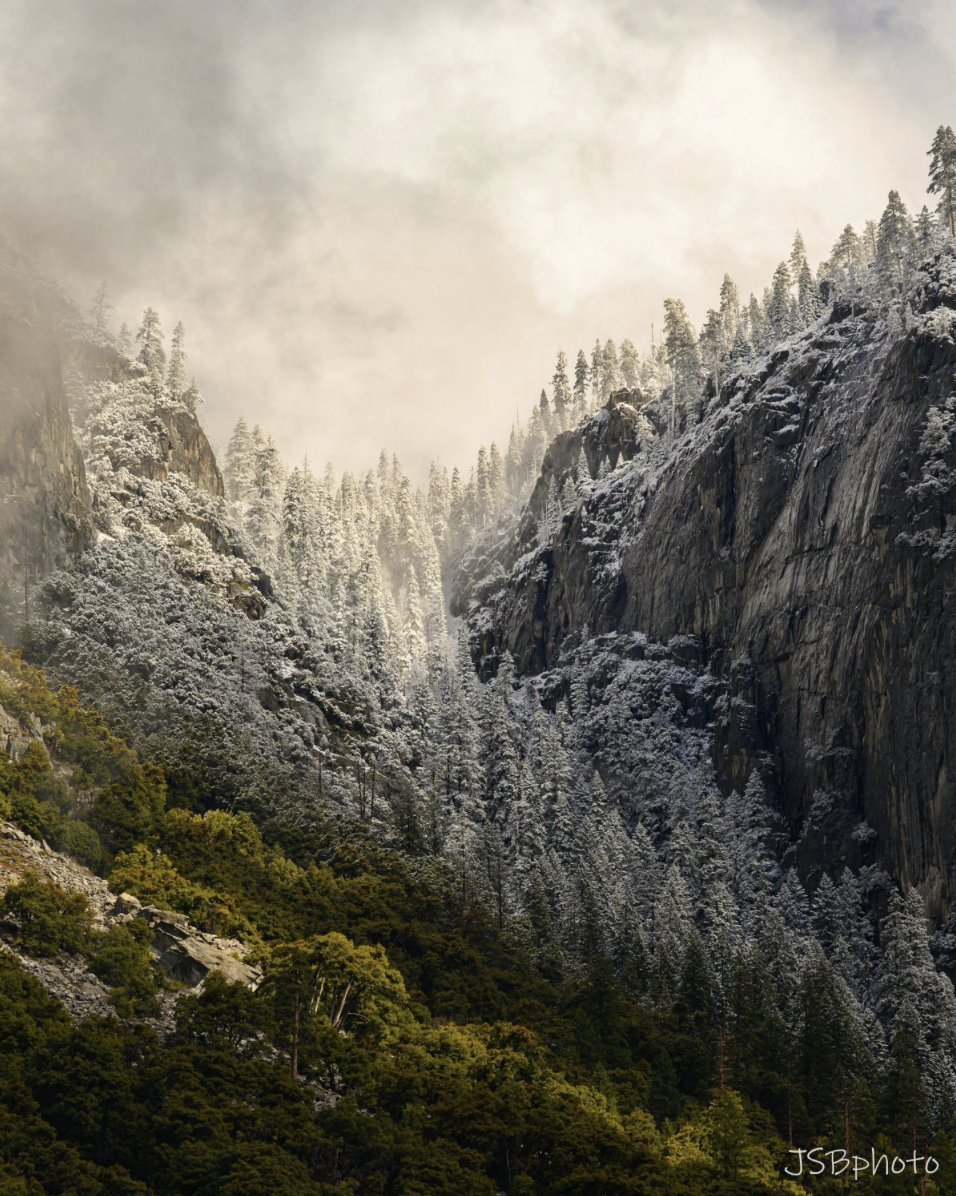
0, 307, 93, 637
454, 248, 956, 911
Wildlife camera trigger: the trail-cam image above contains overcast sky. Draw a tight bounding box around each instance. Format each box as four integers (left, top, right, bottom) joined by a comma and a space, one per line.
0, 0, 953, 477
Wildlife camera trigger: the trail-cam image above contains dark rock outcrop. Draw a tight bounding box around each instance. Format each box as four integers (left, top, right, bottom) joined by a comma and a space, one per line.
130, 400, 225, 498
455, 249, 956, 911
0, 308, 93, 637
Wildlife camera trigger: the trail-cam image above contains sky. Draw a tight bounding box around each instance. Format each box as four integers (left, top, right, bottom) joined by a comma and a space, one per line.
0, 0, 953, 477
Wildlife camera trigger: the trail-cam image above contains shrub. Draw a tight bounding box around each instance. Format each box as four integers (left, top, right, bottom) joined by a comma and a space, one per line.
89, 920, 160, 1017
0, 874, 92, 957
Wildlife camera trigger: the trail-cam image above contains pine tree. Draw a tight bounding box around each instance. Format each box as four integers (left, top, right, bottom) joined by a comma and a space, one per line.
475, 446, 492, 528
862, 219, 879, 267
797, 944, 875, 1142
662, 298, 701, 430
224, 419, 257, 508
504, 425, 524, 499
244, 431, 285, 574
767, 262, 792, 340
718, 274, 739, 348
136, 307, 166, 394
699, 309, 724, 397
746, 293, 767, 353
590, 339, 603, 410
619, 338, 640, 389
166, 321, 187, 397
928, 124, 956, 238
572, 349, 590, 420
551, 351, 571, 432
830, 225, 864, 292
798, 259, 820, 324
447, 466, 467, 559
601, 339, 621, 401
537, 390, 553, 440
652, 863, 695, 1003
915, 205, 938, 256
730, 321, 752, 362
789, 230, 808, 284
426, 462, 450, 554
875, 190, 916, 300
878, 888, 956, 1132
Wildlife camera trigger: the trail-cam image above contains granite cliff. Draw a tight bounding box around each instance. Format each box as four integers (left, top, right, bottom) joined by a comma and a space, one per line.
0, 289, 93, 638
454, 247, 956, 913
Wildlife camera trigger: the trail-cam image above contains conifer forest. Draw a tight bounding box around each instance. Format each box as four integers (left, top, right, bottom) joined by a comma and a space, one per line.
2, 4, 956, 1193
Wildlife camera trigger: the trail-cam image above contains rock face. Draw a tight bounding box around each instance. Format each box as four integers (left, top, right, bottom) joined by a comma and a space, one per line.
0, 821, 261, 1008
455, 250, 956, 912
0, 306, 93, 637
128, 399, 225, 499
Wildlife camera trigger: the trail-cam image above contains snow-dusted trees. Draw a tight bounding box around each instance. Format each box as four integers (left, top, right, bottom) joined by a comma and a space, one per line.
699, 309, 724, 396
166, 321, 187, 398
224, 418, 256, 508
620, 338, 640, 389
798, 260, 820, 324
828, 225, 865, 292
875, 191, 916, 299
878, 888, 956, 1134
788, 230, 808, 283
767, 263, 792, 340
663, 298, 701, 429
928, 124, 956, 238
551, 351, 571, 432
572, 349, 589, 420
136, 308, 167, 393
718, 274, 739, 348
601, 339, 621, 400
590, 339, 603, 408
244, 431, 284, 575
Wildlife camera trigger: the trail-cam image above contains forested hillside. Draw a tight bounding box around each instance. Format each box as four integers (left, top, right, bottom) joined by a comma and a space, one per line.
0, 126, 954, 1192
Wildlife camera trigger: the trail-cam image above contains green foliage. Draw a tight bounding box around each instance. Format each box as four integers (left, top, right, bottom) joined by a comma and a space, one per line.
0, 874, 92, 957
0, 647, 164, 865
0, 647, 952, 1193
88, 921, 161, 1018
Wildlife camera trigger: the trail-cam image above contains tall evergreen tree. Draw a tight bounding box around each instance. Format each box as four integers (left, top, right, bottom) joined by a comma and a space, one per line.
224, 418, 257, 508
788, 230, 808, 284
798, 259, 820, 324
829, 225, 864, 292
662, 298, 701, 429
136, 307, 166, 394
572, 349, 590, 420
928, 124, 956, 238
915, 205, 938, 256
875, 190, 916, 299
590, 339, 603, 409
718, 274, 739, 348
767, 262, 792, 340
551, 351, 571, 432
166, 321, 187, 397
601, 339, 621, 401
619, 338, 640, 389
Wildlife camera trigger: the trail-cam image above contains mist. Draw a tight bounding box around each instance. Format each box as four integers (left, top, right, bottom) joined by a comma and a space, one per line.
1, 0, 953, 476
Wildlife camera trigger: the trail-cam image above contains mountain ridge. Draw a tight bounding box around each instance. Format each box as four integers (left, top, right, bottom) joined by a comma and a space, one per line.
454, 246, 956, 915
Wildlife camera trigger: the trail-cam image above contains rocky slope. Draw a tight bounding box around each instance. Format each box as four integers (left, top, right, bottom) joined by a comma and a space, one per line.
454, 247, 956, 914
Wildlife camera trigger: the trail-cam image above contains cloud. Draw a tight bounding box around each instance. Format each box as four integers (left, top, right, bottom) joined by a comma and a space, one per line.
0, 0, 953, 477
